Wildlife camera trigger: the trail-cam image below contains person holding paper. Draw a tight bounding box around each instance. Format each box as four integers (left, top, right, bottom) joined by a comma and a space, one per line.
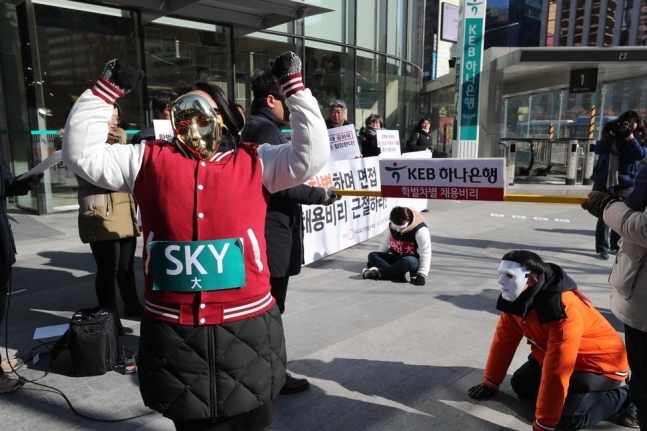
325, 99, 349, 129
75, 103, 143, 332
62, 53, 329, 430
0, 152, 43, 393
357, 114, 383, 158
362, 206, 430, 284
241, 69, 339, 395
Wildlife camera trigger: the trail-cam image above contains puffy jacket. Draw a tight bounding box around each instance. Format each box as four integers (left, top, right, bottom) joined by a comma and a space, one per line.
406, 127, 434, 153
590, 132, 647, 189
482, 263, 628, 429
604, 200, 647, 331
76, 130, 140, 244
62, 79, 329, 422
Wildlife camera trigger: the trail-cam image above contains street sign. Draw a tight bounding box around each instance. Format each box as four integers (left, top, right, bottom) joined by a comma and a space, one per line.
569, 68, 598, 94
455, 0, 486, 158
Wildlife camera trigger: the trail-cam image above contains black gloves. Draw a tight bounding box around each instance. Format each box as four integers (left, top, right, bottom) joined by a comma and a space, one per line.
270, 51, 302, 81
611, 121, 633, 140
413, 274, 426, 286
581, 191, 622, 219
323, 186, 341, 205
13, 173, 44, 195
468, 383, 498, 400
100, 59, 144, 94
269, 52, 304, 98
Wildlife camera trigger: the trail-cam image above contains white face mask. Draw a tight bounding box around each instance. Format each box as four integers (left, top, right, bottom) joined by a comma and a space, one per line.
390, 221, 408, 232
497, 260, 531, 302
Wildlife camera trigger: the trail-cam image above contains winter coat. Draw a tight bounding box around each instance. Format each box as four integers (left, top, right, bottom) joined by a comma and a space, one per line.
357, 127, 382, 158
604, 200, 647, 332
482, 263, 628, 429
590, 132, 647, 189
62, 81, 329, 422
241, 107, 327, 277
0, 152, 33, 323
406, 127, 434, 153
76, 130, 140, 244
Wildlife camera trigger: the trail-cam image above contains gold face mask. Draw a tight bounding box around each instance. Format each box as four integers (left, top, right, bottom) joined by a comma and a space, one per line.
170, 94, 226, 160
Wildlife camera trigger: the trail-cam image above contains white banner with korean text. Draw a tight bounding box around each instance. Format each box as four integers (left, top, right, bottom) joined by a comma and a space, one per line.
303, 157, 392, 265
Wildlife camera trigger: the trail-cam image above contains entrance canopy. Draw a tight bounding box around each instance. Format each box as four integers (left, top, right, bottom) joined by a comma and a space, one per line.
90, 0, 333, 36
424, 46, 647, 95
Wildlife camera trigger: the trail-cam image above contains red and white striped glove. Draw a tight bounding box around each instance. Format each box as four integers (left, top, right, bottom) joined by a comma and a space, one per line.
91, 59, 144, 105
269, 51, 305, 98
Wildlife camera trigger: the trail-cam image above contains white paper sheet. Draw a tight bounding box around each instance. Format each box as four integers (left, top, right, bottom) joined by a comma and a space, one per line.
18, 150, 62, 180
33, 323, 68, 340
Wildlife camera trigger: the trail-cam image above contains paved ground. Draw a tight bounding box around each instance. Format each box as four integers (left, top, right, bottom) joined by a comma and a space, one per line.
0, 183, 635, 431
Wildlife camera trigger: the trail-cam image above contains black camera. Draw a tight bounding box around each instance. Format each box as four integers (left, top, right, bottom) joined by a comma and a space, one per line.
619, 121, 631, 133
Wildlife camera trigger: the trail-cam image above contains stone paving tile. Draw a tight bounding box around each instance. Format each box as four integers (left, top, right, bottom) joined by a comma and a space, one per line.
0, 197, 633, 430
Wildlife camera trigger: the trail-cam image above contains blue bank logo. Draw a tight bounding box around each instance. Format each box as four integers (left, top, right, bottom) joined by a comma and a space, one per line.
385, 163, 407, 183
467, 1, 483, 15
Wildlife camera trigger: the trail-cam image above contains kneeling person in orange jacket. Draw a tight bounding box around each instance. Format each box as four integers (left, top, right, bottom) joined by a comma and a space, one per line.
469, 250, 636, 431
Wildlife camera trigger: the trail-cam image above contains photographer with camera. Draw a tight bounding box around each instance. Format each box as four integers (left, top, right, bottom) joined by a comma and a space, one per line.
589, 111, 647, 260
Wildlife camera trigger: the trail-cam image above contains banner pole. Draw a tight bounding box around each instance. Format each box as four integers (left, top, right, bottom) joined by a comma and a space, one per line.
334, 189, 589, 205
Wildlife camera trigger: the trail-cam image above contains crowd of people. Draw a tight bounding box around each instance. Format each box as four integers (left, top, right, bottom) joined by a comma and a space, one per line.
0, 52, 644, 431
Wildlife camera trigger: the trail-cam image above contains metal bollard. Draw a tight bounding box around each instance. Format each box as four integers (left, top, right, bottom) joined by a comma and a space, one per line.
582, 140, 595, 186
507, 142, 516, 186
566, 140, 578, 185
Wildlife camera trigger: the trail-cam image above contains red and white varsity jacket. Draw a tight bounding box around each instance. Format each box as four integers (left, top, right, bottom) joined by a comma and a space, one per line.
62, 79, 329, 326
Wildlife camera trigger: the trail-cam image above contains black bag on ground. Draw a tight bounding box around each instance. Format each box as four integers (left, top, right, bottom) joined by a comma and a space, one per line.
51, 306, 118, 376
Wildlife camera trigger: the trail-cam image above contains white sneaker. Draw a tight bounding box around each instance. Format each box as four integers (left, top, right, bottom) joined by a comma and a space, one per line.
1, 358, 23, 373
362, 267, 380, 280
400, 272, 411, 283
0, 373, 22, 394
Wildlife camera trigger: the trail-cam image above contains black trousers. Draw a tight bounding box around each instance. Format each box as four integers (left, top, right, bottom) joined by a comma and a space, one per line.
625, 324, 647, 429
0, 271, 8, 375
511, 355, 630, 430
89, 237, 139, 322
269, 276, 289, 315
172, 399, 275, 431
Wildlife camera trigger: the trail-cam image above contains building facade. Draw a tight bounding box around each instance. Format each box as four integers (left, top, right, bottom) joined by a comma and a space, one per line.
0, 0, 425, 215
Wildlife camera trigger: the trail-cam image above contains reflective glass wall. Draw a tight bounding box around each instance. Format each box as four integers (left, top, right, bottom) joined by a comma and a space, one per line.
0, 0, 424, 214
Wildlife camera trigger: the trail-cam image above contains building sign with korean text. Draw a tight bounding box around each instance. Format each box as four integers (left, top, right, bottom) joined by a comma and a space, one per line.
458, 0, 485, 144
378, 158, 505, 201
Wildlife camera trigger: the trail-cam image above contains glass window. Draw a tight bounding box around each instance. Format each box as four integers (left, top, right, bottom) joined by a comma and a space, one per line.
355, 50, 385, 131
22, 0, 142, 213
385, 58, 403, 131
404, 63, 421, 147
356, 0, 386, 51
144, 17, 232, 103
407, 0, 423, 64
304, 0, 355, 45
234, 33, 301, 116
303, 42, 354, 120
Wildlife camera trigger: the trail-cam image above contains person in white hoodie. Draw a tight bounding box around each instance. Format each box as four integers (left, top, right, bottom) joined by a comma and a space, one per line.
362, 206, 431, 285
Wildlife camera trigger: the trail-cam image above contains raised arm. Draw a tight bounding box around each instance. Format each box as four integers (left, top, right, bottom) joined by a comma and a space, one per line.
258, 52, 330, 193
62, 60, 145, 193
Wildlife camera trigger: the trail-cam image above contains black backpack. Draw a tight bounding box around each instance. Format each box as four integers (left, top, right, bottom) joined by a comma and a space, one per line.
52, 307, 118, 376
